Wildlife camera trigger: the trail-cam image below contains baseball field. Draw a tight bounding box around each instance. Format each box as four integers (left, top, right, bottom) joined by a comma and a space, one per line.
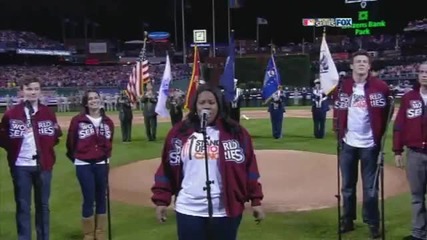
0, 106, 412, 239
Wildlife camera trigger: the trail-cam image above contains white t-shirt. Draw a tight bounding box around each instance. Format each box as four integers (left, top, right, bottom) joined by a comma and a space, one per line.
344, 82, 375, 148
74, 115, 108, 165
16, 105, 39, 166
175, 126, 227, 217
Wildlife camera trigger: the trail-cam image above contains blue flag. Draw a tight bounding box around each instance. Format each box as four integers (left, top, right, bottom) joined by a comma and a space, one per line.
262, 54, 281, 100
219, 31, 236, 103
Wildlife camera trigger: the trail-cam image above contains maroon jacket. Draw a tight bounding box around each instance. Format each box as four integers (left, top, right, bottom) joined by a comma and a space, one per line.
0, 102, 62, 170
332, 75, 392, 145
151, 119, 264, 217
66, 113, 114, 162
393, 86, 427, 154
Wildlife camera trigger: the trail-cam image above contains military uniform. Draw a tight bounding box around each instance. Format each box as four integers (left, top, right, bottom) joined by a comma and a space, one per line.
142, 90, 158, 141
228, 79, 243, 123
166, 90, 184, 126
311, 80, 329, 139
117, 93, 133, 142
266, 88, 286, 139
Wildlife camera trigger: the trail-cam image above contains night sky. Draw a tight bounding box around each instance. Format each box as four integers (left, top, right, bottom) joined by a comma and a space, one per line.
0, 0, 424, 45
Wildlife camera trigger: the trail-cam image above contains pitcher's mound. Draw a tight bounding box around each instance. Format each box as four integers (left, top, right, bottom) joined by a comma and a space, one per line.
109, 150, 408, 212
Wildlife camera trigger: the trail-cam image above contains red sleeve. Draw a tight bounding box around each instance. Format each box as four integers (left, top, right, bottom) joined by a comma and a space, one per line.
66, 117, 77, 161
383, 83, 394, 124
243, 128, 264, 206
51, 111, 62, 145
393, 95, 406, 155
151, 130, 177, 206
0, 113, 9, 149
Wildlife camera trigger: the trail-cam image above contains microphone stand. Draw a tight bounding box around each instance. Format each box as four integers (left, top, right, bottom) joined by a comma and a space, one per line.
201, 118, 214, 240
27, 101, 46, 240
106, 162, 112, 240
371, 96, 395, 239
100, 108, 112, 240
334, 79, 344, 240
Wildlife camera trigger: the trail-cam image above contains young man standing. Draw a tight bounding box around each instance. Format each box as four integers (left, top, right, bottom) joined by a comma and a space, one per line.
393, 62, 427, 240
0, 76, 62, 240
334, 50, 392, 239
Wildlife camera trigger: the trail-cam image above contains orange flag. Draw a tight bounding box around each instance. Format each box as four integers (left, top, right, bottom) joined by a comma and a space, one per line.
184, 45, 200, 110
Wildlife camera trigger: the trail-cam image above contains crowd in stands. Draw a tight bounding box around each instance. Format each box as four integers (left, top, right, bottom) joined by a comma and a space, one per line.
404, 18, 427, 32
0, 30, 64, 50
0, 64, 193, 88
235, 34, 416, 57
0, 18, 425, 91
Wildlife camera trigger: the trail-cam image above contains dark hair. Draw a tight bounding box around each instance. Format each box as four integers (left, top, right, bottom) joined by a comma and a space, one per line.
350, 50, 372, 64
19, 76, 41, 90
181, 83, 240, 134
81, 89, 105, 116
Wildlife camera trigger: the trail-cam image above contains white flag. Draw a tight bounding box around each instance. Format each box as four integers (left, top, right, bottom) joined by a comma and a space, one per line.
319, 34, 339, 95
155, 54, 172, 117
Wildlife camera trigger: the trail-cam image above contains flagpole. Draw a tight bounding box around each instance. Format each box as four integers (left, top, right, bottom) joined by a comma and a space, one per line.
181, 0, 187, 64
174, 0, 178, 48
212, 0, 216, 57
227, 0, 231, 43
256, 20, 259, 48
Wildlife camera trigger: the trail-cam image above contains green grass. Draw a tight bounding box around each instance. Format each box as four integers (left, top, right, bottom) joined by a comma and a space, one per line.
47, 105, 311, 117
0, 118, 412, 240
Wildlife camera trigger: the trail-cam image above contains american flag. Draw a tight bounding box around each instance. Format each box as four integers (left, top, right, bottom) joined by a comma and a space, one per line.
126, 38, 151, 103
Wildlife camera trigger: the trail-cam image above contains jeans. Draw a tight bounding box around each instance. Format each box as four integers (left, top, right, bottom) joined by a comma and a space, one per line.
339, 141, 380, 226
11, 166, 52, 240
76, 163, 108, 218
175, 212, 242, 240
406, 148, 427, 239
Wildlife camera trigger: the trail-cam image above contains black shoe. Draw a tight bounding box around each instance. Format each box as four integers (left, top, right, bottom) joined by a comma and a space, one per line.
369, 225, 381, 239
340, 219, 354, 233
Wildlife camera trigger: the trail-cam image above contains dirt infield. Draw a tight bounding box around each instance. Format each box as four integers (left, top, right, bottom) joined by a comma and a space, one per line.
55, 109, 408, 213
108, 150, 408, 213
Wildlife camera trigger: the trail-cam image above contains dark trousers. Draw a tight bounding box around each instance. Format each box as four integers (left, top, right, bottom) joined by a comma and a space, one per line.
312, 109, 327, 138
119, 111, 133, 142
269, 109, 283, 139
340, 142, 380, 226
406, 148, 427, 239
176, 212, 242, 240
10, 166, 52, 240
144, 115, 157, 141
76, 164, 108, 218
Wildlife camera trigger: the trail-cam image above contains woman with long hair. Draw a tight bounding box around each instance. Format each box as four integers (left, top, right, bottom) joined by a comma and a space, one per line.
66, 90, 114, 240
151, 84, 265, 240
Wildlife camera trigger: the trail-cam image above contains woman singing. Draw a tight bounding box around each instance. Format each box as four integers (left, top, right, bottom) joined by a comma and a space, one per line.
66, 90, 114, 240
151, 84, 265, 240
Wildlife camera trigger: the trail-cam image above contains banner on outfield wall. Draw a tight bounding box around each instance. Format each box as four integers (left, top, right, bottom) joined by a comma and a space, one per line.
89, 42, 107, 54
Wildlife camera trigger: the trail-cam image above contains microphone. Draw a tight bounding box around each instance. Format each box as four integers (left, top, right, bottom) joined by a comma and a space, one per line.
24, 100, 34, 115
200, 109, 210, 131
